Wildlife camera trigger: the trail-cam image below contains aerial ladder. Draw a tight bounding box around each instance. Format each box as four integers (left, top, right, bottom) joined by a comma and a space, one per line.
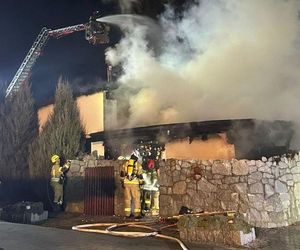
5, 13, 110, 97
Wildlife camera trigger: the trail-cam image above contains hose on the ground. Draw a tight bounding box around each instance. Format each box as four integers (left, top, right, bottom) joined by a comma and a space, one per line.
72, 221, 188, 250
72, 211, 237, 250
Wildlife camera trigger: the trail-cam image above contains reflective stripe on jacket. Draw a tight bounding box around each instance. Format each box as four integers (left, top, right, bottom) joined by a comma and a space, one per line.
51, 177, 60, 182
124, 178, 140, 185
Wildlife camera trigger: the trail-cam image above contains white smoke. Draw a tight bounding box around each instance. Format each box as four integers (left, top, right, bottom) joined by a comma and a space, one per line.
105, 0, 300, 131
102, 0, 141, 13
119, 0, 141, 13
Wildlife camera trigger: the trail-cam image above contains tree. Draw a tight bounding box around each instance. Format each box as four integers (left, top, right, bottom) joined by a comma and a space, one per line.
0, 83, 39, 200
28, 80, 85, 205
44, 81, 85, 159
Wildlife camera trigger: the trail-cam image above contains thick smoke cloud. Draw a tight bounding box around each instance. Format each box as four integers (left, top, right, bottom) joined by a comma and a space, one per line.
105, 0, 300, 134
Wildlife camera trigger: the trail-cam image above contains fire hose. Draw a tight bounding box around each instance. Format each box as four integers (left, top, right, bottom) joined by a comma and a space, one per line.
72, 211, 236, 250
72, 221, 188, 250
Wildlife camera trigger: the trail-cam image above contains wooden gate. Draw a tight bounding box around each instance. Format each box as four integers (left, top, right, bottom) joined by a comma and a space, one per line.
84, 167, 115, 216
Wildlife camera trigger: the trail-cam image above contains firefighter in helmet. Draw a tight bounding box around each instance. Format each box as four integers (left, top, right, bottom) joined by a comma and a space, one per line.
141, 159, 159, 215
120, 154, 144, 218
50, 154, 70, 207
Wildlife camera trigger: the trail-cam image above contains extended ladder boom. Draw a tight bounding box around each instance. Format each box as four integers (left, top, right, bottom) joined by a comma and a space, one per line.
48, 23, 86, 38
5, 27, 50, 97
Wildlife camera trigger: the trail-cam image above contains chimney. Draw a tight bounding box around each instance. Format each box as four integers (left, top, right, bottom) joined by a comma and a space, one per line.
107, 64, 112, 83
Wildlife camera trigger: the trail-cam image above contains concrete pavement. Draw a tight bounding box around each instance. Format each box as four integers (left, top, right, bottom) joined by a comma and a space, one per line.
0, 222, 232, 250
2, 220, 300, 250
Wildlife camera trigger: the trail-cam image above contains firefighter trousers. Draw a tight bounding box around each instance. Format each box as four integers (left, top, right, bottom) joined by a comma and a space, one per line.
124, 184, 141, 217
51, 181, 63, 204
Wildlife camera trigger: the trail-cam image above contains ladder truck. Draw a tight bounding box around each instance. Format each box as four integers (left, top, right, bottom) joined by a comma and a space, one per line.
5, 13, 110, 97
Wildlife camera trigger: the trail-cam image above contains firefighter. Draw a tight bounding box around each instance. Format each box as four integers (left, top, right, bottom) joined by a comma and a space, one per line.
151, 172, 160, 215
141, 159, 159, 215
120, 154, 144, 218
50, 154, 70, 207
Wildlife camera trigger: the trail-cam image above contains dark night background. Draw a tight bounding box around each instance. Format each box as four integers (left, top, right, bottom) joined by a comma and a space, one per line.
0, 0, 187, 105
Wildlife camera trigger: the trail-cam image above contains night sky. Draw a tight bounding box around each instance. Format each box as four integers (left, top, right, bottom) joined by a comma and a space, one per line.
0, 0, 120, 104
0, 0, 185, 105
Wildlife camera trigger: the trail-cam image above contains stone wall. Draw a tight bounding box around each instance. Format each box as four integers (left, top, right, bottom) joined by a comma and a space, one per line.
66, 154, 300, 228
178, 214, 256, 246
65, 155, 123, 214
159, 155, 300, 228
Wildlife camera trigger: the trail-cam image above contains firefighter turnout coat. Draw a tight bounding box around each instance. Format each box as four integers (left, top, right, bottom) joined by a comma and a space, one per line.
120, 159, 143, 217
50, 162, 70, 204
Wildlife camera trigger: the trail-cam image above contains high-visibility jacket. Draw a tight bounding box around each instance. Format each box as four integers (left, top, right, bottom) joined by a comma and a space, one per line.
141, 170, 159, 191
51, 163, 70, 182
121, 159, 143, 185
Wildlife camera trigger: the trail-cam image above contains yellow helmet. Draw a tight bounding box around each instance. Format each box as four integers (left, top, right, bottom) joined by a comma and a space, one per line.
51, 154, 60, 163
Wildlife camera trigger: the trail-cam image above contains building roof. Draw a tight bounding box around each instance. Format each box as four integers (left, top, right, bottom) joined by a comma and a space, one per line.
89, 119, 290, 141
88, 119, 294, 159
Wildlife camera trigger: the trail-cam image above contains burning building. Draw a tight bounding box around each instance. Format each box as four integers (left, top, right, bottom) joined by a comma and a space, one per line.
88, 119, 294, 162
38, 91, 294, 163
38, 0, 300, 231
64, 117, 300, 230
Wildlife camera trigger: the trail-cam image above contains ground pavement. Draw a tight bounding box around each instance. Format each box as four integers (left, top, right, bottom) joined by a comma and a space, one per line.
0, 221, 232, 250
1, 220, 300, 250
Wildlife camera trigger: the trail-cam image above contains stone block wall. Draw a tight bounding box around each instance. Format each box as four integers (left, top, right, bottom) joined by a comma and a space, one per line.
64, 158, 87, 213
113, 161, 125, 216
178, 215, 256, 246
65, 154, 300, 228
159, 155, 300, 228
